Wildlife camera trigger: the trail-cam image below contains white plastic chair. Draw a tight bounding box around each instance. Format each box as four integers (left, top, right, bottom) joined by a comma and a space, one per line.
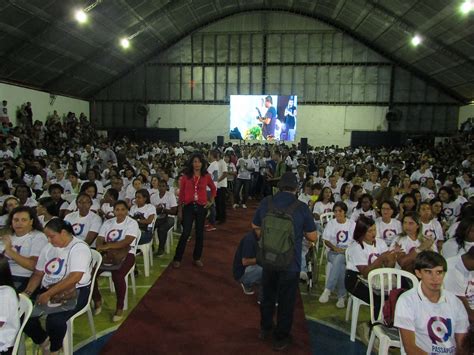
366, 268, 419, 355
100, 233, 141, 311
62, 250, 102, 355
345, 294, 370, 342
12, 294, 33, 355
320, 212, 335, 229
165, 225, 175, 254
137, 217, 157, 277
318, 212, 335, 269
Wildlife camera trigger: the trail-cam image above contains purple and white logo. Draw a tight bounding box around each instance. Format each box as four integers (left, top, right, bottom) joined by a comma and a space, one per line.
382, 229, 396, 240
427, 317, 452, 345
45, 258, 65, 276
72, 223, 85, 236
106, 229, 123, 242
368, 253, 380, 265
336, 230, 349, 244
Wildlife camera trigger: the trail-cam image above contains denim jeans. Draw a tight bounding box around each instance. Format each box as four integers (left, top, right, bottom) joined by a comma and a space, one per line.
240, 264, 263, 288
174, 203, 206, 262
260, 269, 299, 340
326, 251, 347, 298
234, 178, 250, 204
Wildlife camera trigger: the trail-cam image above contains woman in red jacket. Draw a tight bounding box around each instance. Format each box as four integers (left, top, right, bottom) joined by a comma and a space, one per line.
173, 153, 216, 269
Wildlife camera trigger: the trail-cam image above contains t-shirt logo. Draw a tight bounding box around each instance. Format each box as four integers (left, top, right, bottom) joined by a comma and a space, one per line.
45, 257, 65, 275
420, 176, 427, 184
14, 245, 21, 253
106, 229, 123, 242
383, 229, 396, 240
368, 253, 380, 265
72, 223, 85, 236
443, 208, 453, 217
323, 208, 332, 213
336, 230, 349, 244
424, 228, 436, 240
427, 317, 452, 345
212, 170, 218, 182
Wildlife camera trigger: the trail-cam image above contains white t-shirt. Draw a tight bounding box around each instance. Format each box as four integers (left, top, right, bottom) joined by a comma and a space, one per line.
33, 148, 47, 158
442, 200, 462, 222
298, 193, 312, 207
226, 162, 236, 182
9, 230, 48, 277
36, 238, 92, 289
100, 202, 115, 219
344, 200, 358, 218
350, 208, 377, 222
410, 169, 434, 184
312, 201, 334, 216
420, 187, 436, 202
391, 234, 438, 254
363, 181, 380, 194
375, 217, 402, 247
23, 197, 38, 208
444, 255, 474, 310
0, 150, 13, 160
345, 239, 388, 272
442, 239, 474, 259
151, 191, 177, 218
446, 221, 459, 240
98, 216, 140, 254
322, 218, 356, 249
394, 283, 469, 355
236, 158, 255, 180
207, 161, 219, 187
130, 204, 156, 229
421, 220, 444, 242
216, 159, 228, 188
64, 211, 102, 246
0, 286, 19, 352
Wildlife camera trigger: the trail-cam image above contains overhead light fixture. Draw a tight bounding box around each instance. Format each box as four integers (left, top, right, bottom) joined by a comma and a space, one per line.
74, 9, 87, 23
411, 34, 422, 47
461, 1, 473, 14
74, 0, 102, 24
120, 38, 130, 49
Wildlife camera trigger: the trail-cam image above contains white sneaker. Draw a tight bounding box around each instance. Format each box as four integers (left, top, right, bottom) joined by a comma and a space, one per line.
241, 204, 247, 209
336, 297, 345, 309
318, 288, 331, 303
233, 204, 239, 209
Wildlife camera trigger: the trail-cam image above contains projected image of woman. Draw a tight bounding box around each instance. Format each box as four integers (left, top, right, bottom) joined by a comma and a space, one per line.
282, 96, 297, 141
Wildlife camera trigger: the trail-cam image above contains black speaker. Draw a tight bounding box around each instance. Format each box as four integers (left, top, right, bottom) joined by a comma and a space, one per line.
300, 138, 308, 154
217, 135, 224, 146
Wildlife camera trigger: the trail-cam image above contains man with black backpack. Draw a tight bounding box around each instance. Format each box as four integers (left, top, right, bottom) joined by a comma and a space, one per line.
252, 172, 317, 351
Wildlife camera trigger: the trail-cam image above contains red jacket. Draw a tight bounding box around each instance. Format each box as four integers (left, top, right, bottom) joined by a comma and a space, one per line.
179, 173, 216, 205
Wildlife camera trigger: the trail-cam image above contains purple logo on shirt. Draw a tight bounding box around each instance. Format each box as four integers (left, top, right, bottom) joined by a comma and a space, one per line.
382, 229, 396, 240
336, 230, 349, 244
424, 228, 436, 240
368, 253, 380, 265
72, 223, 85, 236
106, 229, 123, 242
427, 317, 452, 345
14, 245, 21, 253
443, 208, 454, 217
45, 257, 65, 275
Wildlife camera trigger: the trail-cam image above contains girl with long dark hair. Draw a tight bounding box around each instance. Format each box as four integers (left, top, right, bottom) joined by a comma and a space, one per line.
173, 153, 216, 269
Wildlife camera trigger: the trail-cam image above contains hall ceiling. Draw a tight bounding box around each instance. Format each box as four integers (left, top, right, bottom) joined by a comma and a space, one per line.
0, 0, 473, 102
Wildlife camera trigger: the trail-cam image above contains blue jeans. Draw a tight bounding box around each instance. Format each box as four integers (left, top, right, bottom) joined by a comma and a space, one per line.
260, 269, 299, 340
240, 264, 263, 288
326, 251, 347, 298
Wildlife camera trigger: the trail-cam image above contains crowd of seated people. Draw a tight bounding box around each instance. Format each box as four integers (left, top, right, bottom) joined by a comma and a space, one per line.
0, 105, 472, 354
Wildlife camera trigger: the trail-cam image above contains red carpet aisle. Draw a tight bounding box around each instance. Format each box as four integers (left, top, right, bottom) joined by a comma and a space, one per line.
101, 201, 311, 354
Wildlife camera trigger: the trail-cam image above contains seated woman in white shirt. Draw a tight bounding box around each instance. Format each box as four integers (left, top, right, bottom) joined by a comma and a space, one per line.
391, 212, 438, 274
65, 182, 100, 215
319, 202, 356, 308
129, 189, 156, 245
345, 215, 398, 316
151, 180, 178, 256
125, 178, 143, 207
312, 187, 335, 232
0, 197, 19, 229
2, 206, 48, 292
99, 189, 117, 220
375, 199, 402, 247
36, 197, 59, 227
419, 201, 445, 251
350, 193, 378, 222
14, 185, 37, 208
442, 217, 474, 259
345, 185, 363, 218
92, 201, 140, 322
444, 246, 474, 323
64, 194, 102, 246
22, 218, 92, 355
0, 255, 19, 355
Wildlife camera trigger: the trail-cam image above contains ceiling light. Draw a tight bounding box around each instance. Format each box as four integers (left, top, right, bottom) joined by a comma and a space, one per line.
75, 9, 87, 23
461, 1, 473, 14
120, 38, 130, 49
411, 34, 422, 47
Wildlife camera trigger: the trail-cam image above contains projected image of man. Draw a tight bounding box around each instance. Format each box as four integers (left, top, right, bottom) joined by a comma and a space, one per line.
259, 96, 277, 140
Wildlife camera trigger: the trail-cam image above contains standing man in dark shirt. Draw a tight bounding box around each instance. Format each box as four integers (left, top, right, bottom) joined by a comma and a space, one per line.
259, 96, 277, 140
252, 172, 317, 351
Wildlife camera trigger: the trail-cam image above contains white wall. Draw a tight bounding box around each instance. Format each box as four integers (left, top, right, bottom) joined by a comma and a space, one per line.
458, 104, 474, 128
0, 82, 90, 125
147, 104, 388, 147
